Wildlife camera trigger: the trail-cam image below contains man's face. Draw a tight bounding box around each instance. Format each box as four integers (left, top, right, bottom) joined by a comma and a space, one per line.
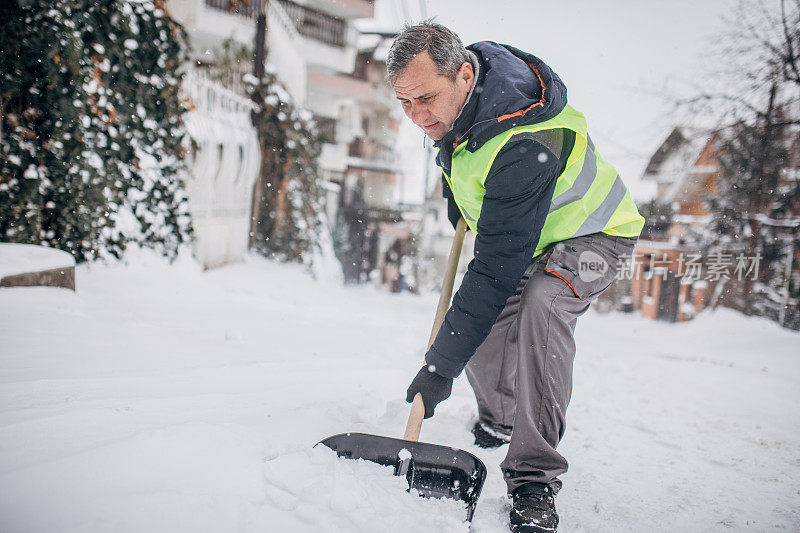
392, 51, 474, 141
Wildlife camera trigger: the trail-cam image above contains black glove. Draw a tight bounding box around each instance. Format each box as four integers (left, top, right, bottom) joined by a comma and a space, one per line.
406, 364, 453, 419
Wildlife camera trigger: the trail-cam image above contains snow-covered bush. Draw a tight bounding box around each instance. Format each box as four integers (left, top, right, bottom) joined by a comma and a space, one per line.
0, 0, 192, 262
248, 65, 326, 268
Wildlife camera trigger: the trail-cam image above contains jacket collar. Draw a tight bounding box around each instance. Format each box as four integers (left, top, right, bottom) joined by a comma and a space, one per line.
436, 41, 568, 158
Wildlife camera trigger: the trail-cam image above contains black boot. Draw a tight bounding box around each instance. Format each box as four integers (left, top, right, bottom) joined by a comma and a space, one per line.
509, 483, 559, 533
471, 421, 512, 449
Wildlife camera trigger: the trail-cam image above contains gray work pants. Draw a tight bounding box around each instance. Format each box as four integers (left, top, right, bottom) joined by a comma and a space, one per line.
464, 232, 637, 494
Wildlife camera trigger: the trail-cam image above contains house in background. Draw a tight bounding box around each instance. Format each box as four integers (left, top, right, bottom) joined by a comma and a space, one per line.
305, 31, 410, 285
628, 127, 717, 322
165, 0, 381, 270
629, 126, 800, 328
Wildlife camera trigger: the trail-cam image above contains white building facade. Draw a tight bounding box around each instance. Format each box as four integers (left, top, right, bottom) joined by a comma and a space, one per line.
166, 0, 376, 269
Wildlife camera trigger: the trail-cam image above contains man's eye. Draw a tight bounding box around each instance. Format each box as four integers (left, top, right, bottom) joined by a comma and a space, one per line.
420, 97, 432, 103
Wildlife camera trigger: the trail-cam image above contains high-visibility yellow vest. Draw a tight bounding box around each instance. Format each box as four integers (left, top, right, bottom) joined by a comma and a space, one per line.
443, 104, 644, 257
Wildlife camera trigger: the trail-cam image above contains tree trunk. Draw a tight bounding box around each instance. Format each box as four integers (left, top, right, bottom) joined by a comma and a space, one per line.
248, 0, 268, 248
269, 157, 293, 242
251, 123, 284, 244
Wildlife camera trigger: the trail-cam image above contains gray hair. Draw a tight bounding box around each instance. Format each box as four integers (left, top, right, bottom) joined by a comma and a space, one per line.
386, 20, 470, 82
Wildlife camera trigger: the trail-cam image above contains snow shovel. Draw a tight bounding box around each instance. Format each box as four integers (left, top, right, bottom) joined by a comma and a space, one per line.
319, 218, 486, 521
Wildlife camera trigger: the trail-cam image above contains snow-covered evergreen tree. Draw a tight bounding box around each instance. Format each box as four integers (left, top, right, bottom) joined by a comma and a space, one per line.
248, 64, 325, 267
706, 118, 800, 323
681, 0, 800, 327
0, 0, 191, 262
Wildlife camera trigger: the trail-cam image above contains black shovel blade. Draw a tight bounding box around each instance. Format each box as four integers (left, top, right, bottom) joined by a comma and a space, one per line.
318, 432, 486, 521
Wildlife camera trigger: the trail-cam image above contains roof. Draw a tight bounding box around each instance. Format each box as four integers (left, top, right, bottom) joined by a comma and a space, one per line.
663, 132, 720, 204
642, 127, 713, 182
356, 33, 381, 50
355, 31, 396, 62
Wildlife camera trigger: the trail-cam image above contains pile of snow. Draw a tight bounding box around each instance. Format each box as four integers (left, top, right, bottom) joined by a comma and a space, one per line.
0, 243, 75, 279
0, 248, 798, 532
263, 447, 468, 532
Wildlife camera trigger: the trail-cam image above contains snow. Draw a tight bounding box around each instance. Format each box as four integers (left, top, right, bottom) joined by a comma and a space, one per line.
0, 248, 798, 532
23, 165, 38, 179
356, 33, 382, 51
263, 447, 468, 532
0, 243, 75, 279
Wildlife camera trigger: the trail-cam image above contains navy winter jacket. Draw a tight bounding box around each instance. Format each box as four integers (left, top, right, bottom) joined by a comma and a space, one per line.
425, 41, 574, 378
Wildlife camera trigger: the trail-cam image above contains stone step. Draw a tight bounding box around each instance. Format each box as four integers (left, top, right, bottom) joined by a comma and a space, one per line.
0, 243, 76, 291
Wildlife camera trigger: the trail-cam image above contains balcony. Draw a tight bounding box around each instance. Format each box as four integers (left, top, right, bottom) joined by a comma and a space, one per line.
205, 0, 259, 18
348, 137, 393, 163
313, 115, 337, 143
307, 0, 374, 19
205, 0, 348, 48
347, 137, 396, 175
277, 0, 346, 48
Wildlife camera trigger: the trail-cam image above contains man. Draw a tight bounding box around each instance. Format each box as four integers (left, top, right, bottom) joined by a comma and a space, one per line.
388, 22, 644, 532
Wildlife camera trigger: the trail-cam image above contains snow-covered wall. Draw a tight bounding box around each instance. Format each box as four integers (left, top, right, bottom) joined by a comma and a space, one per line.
182, 70, 260, 269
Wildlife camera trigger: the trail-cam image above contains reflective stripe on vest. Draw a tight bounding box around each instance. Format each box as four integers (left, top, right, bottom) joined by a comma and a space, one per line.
443, 104, 644, 257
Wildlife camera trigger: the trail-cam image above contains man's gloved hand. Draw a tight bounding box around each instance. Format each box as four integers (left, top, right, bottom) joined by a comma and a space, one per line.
406, 364, 453, 419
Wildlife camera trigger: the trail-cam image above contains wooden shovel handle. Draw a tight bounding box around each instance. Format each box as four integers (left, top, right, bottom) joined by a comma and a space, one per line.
403, 217, 468, 442
403, 393, 426, 441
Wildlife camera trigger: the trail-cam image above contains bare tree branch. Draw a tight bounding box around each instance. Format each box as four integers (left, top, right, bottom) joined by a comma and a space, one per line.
780, 0, 800, 85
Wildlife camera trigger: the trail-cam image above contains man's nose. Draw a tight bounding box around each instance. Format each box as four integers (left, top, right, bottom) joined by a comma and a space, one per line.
410, 105, 428, 125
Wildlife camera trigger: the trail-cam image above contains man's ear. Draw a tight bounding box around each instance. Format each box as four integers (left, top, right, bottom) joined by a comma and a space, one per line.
458, 61, 474, 88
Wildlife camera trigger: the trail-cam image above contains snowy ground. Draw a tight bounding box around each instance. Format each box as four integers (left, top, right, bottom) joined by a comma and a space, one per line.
1, 249, 798, 532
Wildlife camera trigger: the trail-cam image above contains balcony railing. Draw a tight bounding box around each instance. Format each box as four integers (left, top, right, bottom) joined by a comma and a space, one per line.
205, 0, 259, 18
313, 115, 337, 143
348, 137, 394, 163
205, 1, 347, 48
277, 0, 346, 48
